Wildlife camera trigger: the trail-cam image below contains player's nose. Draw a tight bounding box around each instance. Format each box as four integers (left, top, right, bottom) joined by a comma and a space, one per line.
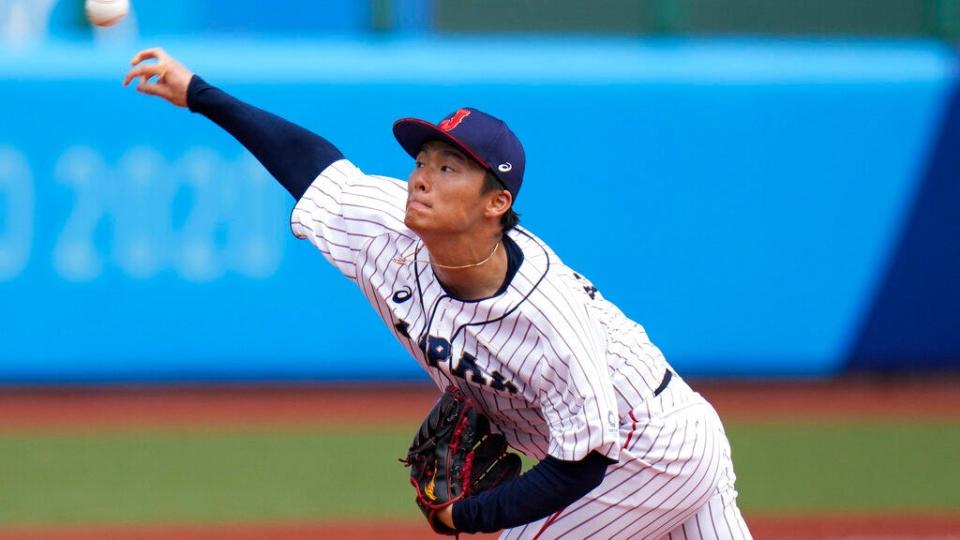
411, 168, 431, 192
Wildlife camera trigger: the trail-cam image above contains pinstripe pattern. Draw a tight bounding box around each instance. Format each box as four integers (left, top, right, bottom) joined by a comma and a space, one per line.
501, 378, 751, 539
291, 160, 749, 537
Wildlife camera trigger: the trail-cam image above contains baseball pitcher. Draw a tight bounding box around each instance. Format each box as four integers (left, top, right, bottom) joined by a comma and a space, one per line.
124, 48, 752, 539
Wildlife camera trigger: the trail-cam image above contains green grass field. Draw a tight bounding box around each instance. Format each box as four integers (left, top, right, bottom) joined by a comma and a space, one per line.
1, 421, 958, 526
728, 421, 960, 511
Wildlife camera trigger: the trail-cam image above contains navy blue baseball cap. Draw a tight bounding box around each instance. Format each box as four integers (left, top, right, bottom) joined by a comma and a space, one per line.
393, 107, 525, 200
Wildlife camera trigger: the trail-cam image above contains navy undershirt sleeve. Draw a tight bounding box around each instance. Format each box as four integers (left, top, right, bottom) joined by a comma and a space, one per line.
452, 451, 613, 534
186, 75, 343, 200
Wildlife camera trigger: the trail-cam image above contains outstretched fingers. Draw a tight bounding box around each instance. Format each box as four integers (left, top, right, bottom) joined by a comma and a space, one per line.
135, 79, 171, 100
130, 47, 170, 66
122, 62, 166, 87
124, 48, 172, 86
123, 47, 192, 108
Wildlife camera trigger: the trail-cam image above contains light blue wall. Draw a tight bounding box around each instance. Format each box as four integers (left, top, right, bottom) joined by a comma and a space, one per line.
0, 38, 954, 382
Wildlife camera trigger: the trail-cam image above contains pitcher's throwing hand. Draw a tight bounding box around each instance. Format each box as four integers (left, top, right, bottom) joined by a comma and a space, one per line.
123, 48, 193, 108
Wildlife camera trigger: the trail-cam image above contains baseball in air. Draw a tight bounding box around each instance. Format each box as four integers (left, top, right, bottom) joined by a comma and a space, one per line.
85, 0, 129, 27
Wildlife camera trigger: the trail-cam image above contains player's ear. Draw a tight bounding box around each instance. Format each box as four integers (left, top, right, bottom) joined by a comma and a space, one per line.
485, 189, 512, 220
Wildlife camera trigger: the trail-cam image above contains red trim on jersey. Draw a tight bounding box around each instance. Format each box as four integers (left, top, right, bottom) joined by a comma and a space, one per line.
622, 410, 639, 450
533, 508, 566, 540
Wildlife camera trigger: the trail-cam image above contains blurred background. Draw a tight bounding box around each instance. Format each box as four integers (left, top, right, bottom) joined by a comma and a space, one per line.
0, 1, 958, 538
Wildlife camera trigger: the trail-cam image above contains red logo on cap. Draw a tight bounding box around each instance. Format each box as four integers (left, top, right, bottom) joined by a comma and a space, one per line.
439, 109, 471, 132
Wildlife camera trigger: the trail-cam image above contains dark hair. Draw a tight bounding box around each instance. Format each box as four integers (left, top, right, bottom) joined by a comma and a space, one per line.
482, 171, 520, 232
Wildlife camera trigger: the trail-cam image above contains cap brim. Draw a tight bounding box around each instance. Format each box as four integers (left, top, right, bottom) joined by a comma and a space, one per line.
392, 118, 492, 170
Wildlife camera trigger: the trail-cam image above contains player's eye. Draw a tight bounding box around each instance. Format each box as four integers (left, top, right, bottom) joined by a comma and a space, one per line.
415, 160, 425, 168
440, 165, 456, 173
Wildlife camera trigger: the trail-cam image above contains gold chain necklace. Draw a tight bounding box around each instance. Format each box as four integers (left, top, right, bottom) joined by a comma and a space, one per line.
392, 240, 501, 270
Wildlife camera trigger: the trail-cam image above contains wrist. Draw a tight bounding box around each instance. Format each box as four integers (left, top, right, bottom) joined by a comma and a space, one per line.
185, 74, 206, 112
438, 504, 456, 529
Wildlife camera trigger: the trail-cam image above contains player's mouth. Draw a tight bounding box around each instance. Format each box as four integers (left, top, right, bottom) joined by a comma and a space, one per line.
407, 199, 431, 212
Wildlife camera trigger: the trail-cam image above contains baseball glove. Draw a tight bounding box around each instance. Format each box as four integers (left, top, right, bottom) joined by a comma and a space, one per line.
401, 385, 522, 535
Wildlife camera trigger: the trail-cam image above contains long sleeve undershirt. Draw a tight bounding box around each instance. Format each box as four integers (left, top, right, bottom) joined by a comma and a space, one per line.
452, 451, 613, 534
186, 75, 342, 200
184, 75, 614, 533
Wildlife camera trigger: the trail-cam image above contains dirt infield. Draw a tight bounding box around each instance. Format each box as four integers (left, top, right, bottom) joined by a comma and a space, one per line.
0, 521, 499, 540
3, 514, 960, 540
699, 376, 960, 422
2, 376, 958, 431
1, 377, 958, 538
746, 512, 960, 539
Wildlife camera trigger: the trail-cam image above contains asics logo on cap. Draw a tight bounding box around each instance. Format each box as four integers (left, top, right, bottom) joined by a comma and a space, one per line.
439, 109, 471, 132
498, 163, 512, 172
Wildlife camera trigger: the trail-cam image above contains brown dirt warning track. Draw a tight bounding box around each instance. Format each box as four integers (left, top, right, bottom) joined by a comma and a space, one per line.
1, 377, 958, 539
2, 376, 958, 430
2, 514, 960, 540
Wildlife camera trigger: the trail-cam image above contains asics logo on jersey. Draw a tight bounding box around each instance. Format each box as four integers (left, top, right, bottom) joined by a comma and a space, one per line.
392, 286, 413, 303
439, 109, 471, 132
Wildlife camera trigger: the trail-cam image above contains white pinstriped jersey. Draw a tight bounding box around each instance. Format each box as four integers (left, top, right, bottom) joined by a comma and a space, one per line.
291, 159, 752, 538
290, 159, 676, 463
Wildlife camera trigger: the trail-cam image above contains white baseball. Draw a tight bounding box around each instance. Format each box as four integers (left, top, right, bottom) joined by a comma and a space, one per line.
85, 0, 130, 27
